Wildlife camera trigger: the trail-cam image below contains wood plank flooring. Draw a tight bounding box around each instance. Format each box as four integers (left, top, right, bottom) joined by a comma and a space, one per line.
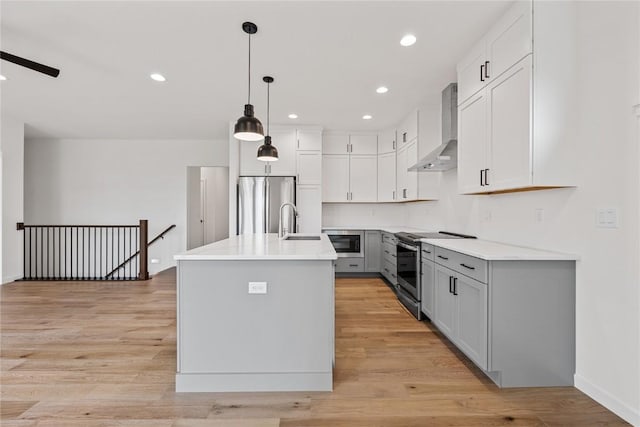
0, 270, 629, 426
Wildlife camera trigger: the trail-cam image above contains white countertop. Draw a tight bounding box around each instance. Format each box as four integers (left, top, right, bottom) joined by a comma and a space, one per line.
421, 238, 579, 261
322, 225, 428, 234
174, 233, 338, 261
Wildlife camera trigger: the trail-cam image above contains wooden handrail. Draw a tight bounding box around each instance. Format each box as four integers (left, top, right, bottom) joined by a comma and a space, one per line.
105, 224, 176, 279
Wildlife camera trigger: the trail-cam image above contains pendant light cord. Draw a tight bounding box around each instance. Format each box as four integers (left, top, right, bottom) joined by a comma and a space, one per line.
266, 80, 270, 135
247, 33, 251, 104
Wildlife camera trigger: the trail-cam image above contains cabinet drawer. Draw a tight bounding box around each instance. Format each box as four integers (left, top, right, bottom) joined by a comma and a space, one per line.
421, 243, 435, 261
453, 252, 488, 284
382, 232, 397, 246
434, 247, 488, 283
335, 257, 365, 273
434, 247, 459, 270
382, 242, 397, 265
381, 259, 397, 284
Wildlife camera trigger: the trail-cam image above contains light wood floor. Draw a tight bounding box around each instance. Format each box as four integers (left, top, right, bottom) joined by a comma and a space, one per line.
0, 269, 628, 426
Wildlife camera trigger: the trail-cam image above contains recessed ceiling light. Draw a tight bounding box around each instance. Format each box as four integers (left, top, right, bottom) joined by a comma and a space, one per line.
0, 75, 6, 81
288, 113, 298, 119
376, 86, 388, 94
150, 73, 166, 82
362, 114, 373, 120
400, 34, 417, 47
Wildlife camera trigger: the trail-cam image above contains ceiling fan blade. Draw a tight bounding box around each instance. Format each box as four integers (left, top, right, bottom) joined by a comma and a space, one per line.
0, 51, 60, 78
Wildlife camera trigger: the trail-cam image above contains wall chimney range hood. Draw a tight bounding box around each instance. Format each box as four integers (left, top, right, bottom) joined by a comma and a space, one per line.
409, 83, 458, 172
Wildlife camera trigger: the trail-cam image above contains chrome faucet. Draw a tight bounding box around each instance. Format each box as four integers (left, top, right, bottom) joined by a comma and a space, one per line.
279, 202, 298, 238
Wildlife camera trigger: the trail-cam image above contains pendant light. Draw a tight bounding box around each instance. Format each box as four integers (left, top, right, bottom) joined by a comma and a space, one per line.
233, 22, 264, 141
257, 76, 278, 161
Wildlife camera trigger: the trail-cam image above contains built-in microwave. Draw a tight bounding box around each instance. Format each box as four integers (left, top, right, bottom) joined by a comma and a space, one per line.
322, 230, 364, 258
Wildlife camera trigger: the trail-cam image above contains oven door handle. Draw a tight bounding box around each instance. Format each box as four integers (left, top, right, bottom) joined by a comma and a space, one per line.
397, 241, 418, 252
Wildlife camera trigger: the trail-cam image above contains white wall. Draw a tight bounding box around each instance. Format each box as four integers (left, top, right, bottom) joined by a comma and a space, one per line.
404, 2, 640, 423
1, 114, 24, 284
24, 138, 228, 275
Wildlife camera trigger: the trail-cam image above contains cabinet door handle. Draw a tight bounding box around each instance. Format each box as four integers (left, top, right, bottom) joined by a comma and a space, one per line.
391, 254, 396, 258
297, 139, 300, 149
484, 61, 490, 78
453, 277, 458, 296
484, 169, 489, 186
393, 141, 396, 150
384, 268, 389, 273
460, 263, 475, 270
449, 276, 453, 294
403, 189, 407, 199
480, 169, 484, 186
437, 255, 449, 260
480, 64, 485, 82
423, 250, 431, 254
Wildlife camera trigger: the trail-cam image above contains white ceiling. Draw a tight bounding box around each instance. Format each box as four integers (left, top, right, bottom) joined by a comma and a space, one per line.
0, 1, 511, 140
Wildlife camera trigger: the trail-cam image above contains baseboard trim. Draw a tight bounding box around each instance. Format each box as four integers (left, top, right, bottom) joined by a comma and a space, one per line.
574, 373, 640, 426
176, 371, 332, 392
2, 274, 22, 285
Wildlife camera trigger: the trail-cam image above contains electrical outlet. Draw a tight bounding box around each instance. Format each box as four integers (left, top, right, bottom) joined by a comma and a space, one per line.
150, 258, 160, 264
596, 208, 618, 228
248, 282, 267, 294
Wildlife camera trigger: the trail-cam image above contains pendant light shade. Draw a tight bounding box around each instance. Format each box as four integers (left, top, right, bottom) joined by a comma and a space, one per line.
257, 76, 278, 161
234, 22, 264, 141
257, 135, 278, 161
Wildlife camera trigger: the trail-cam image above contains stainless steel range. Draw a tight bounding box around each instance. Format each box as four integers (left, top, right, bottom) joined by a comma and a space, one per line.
395, 231, 476, 319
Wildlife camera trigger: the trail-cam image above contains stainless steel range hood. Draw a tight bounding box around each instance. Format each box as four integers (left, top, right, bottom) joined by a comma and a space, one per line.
409, 83, 458, 172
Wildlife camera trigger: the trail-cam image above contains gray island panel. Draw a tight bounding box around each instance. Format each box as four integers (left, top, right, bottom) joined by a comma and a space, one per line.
176, 257, 335, 392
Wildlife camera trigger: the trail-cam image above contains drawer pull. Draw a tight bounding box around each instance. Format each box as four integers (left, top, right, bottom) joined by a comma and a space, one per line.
384, 250, 390, 254
384, 268, 389, 273
460, 263, 475, 270
349, 264, 358, 267
437, 255, 449, 260
391, 254, 397, 258
422, 250, 431, 254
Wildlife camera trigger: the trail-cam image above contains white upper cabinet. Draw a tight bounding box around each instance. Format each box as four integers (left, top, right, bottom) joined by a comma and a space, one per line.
322, 132, 349, 154
239, 128, 297, 176
486, 57, 532, 191
349, 134, 378, 155
398, 110, 418, 145
378, 129, 397, 154
296, 151, 322, 185
457, 1, 577, 194
322, 155, 349, 202
457, 0, 532, 106
267, 128, 297, 176
405, 142, 418, 200
485, 0, 532, 81
377, 152, 396, 202
349, 155, 378, 202
457, 41, 488, 106
458, 91, 489, 194
239, 139, 268, 176
296, 129, 322, 151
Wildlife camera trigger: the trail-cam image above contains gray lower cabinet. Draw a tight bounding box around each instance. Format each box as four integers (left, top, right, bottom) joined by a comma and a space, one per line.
380, 232, 397, 285
432, 245, 575, 387
365, 231, 381, 272
435, 264, 487, 369
420, 243, 435, 319
335, 257, 365, 273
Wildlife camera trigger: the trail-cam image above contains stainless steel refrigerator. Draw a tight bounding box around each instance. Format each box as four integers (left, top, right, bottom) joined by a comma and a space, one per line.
237, 176, 296, 235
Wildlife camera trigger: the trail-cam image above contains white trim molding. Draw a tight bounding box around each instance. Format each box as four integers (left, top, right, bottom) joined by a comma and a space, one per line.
574, 374, 640, 426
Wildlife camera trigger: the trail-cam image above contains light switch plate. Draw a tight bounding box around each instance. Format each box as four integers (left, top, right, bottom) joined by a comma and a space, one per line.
248, 282, 267, 294
596, 208, 618, 228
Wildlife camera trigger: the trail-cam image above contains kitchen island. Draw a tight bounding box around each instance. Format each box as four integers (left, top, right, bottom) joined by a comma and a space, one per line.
173, 233, 337, 392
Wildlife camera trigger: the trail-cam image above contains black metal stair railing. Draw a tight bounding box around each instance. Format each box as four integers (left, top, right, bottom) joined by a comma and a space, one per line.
16, 219, 160, 281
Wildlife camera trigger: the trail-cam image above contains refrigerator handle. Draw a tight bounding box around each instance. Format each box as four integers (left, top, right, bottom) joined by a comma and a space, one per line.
264, 178, 270, 232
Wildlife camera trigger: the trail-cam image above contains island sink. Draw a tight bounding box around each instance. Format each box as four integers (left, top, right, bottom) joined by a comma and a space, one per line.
283, 235, 321, 241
